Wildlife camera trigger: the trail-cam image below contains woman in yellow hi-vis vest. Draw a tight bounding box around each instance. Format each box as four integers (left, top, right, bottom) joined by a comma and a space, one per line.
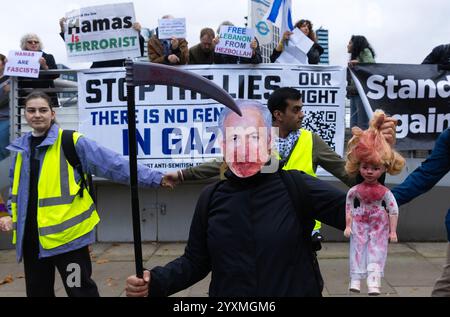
0, 92, 171, 297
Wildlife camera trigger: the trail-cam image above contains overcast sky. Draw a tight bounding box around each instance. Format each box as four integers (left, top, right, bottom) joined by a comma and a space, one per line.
0, 0, 449, 68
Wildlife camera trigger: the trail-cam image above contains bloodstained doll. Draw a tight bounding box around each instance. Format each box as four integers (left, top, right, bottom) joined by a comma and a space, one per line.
344, 110, 405, 295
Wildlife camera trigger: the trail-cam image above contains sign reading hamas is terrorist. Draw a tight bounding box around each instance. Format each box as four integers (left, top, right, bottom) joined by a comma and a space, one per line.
64, 2, 141, 63
351, 64, 450, 150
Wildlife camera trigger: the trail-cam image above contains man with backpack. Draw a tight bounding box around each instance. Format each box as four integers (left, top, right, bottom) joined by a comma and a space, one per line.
0, 91, 172, 297
126, 101, 352, 297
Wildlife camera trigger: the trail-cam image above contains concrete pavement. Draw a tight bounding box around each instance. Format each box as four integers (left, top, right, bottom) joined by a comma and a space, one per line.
0, 242, 447, 297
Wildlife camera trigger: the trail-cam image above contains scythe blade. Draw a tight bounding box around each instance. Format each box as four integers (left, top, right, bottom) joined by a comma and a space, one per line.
129, 62, 241, 116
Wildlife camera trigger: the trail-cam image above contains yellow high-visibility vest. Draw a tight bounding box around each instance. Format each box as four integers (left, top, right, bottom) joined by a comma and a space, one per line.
282, 129, 321, 231
282, 129, 316, 177
11, 129, 100, 249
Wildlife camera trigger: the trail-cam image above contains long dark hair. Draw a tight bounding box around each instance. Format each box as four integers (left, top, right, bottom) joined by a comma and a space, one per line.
295, 19, 316, 42
349, 35, 375, 60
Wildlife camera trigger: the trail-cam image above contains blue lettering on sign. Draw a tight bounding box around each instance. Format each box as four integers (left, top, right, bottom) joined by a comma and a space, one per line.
162, 127, 221, 156
164, 109, 188, 123
256, 21, 270, 36
122, 128, 151, 155
162, 128, 182, 155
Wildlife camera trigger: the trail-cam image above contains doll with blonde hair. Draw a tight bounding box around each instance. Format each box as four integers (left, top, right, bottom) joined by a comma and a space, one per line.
344, 110, 405, 295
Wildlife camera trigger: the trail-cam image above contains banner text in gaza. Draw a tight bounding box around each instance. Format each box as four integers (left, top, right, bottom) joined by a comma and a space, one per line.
90, 107, 222, 126
84, 72, 335, 103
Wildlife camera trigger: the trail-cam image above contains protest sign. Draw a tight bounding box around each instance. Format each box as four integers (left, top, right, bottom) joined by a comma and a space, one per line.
157, 18, 186, 39
4, 50, 42, 78
215, 26, 255, 58
351, 63, 450, 150
64, 2, 140, 63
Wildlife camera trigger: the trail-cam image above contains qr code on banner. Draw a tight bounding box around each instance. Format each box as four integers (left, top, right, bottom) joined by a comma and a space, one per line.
302, 110, 337, 150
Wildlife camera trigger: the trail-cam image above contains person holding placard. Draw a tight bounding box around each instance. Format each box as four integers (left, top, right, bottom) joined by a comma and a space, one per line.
17, 34, 59, 107
213, 21, 262, 65
58, 17, 146, 68
148, 15, 189, 65
270, 19, 324, 65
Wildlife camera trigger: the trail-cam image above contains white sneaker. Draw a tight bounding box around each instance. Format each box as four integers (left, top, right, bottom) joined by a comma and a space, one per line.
368, 286, 380, 296
367, 273, 381, 295
349, 279, 361, 293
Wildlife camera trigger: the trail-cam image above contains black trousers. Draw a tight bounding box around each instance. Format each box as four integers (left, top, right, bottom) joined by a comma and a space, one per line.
23, 244, 99, 297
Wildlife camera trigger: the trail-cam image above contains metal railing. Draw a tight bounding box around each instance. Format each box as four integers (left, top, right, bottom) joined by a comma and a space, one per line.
9, 68, 119, 141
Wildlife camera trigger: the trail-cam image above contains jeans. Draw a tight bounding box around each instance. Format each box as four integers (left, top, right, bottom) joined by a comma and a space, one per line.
349, 96, 369, 130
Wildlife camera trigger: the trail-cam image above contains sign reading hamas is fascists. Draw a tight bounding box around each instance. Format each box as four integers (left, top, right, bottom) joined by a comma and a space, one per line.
77, 64, 346, 174
64, 2, 141, 63
351, 64, 450, 150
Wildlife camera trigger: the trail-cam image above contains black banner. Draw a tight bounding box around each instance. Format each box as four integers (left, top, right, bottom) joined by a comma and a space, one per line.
351, 63, 450, 150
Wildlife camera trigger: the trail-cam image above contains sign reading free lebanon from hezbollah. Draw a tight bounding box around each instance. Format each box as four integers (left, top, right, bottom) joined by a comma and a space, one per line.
64, 2, 141, 63
78, 64, 346, 174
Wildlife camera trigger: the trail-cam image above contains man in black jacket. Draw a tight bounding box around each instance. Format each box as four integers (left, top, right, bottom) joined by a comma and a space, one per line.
125, 101, 350, 297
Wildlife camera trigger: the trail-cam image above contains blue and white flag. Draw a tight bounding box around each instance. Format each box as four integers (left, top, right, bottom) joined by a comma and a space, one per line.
265, 0, 294, 36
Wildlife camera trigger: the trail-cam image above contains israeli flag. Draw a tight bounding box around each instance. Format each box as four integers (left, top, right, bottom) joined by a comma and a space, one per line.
266, 0, 294, 35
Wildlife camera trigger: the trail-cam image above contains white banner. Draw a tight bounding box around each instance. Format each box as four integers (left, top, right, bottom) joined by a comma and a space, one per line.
4, 50, 42, 78
64, 2, 140, 63
78, 64, 346, 174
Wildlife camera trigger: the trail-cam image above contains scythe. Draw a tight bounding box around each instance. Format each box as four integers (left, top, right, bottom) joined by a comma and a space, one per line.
125, 60, 240, 277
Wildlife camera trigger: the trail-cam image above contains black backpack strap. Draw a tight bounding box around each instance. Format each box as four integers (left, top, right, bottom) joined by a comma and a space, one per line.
61, 130, 91, 200
279, 170, 315, 242
279, 169, 324, 294
197, 180, 226, 230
